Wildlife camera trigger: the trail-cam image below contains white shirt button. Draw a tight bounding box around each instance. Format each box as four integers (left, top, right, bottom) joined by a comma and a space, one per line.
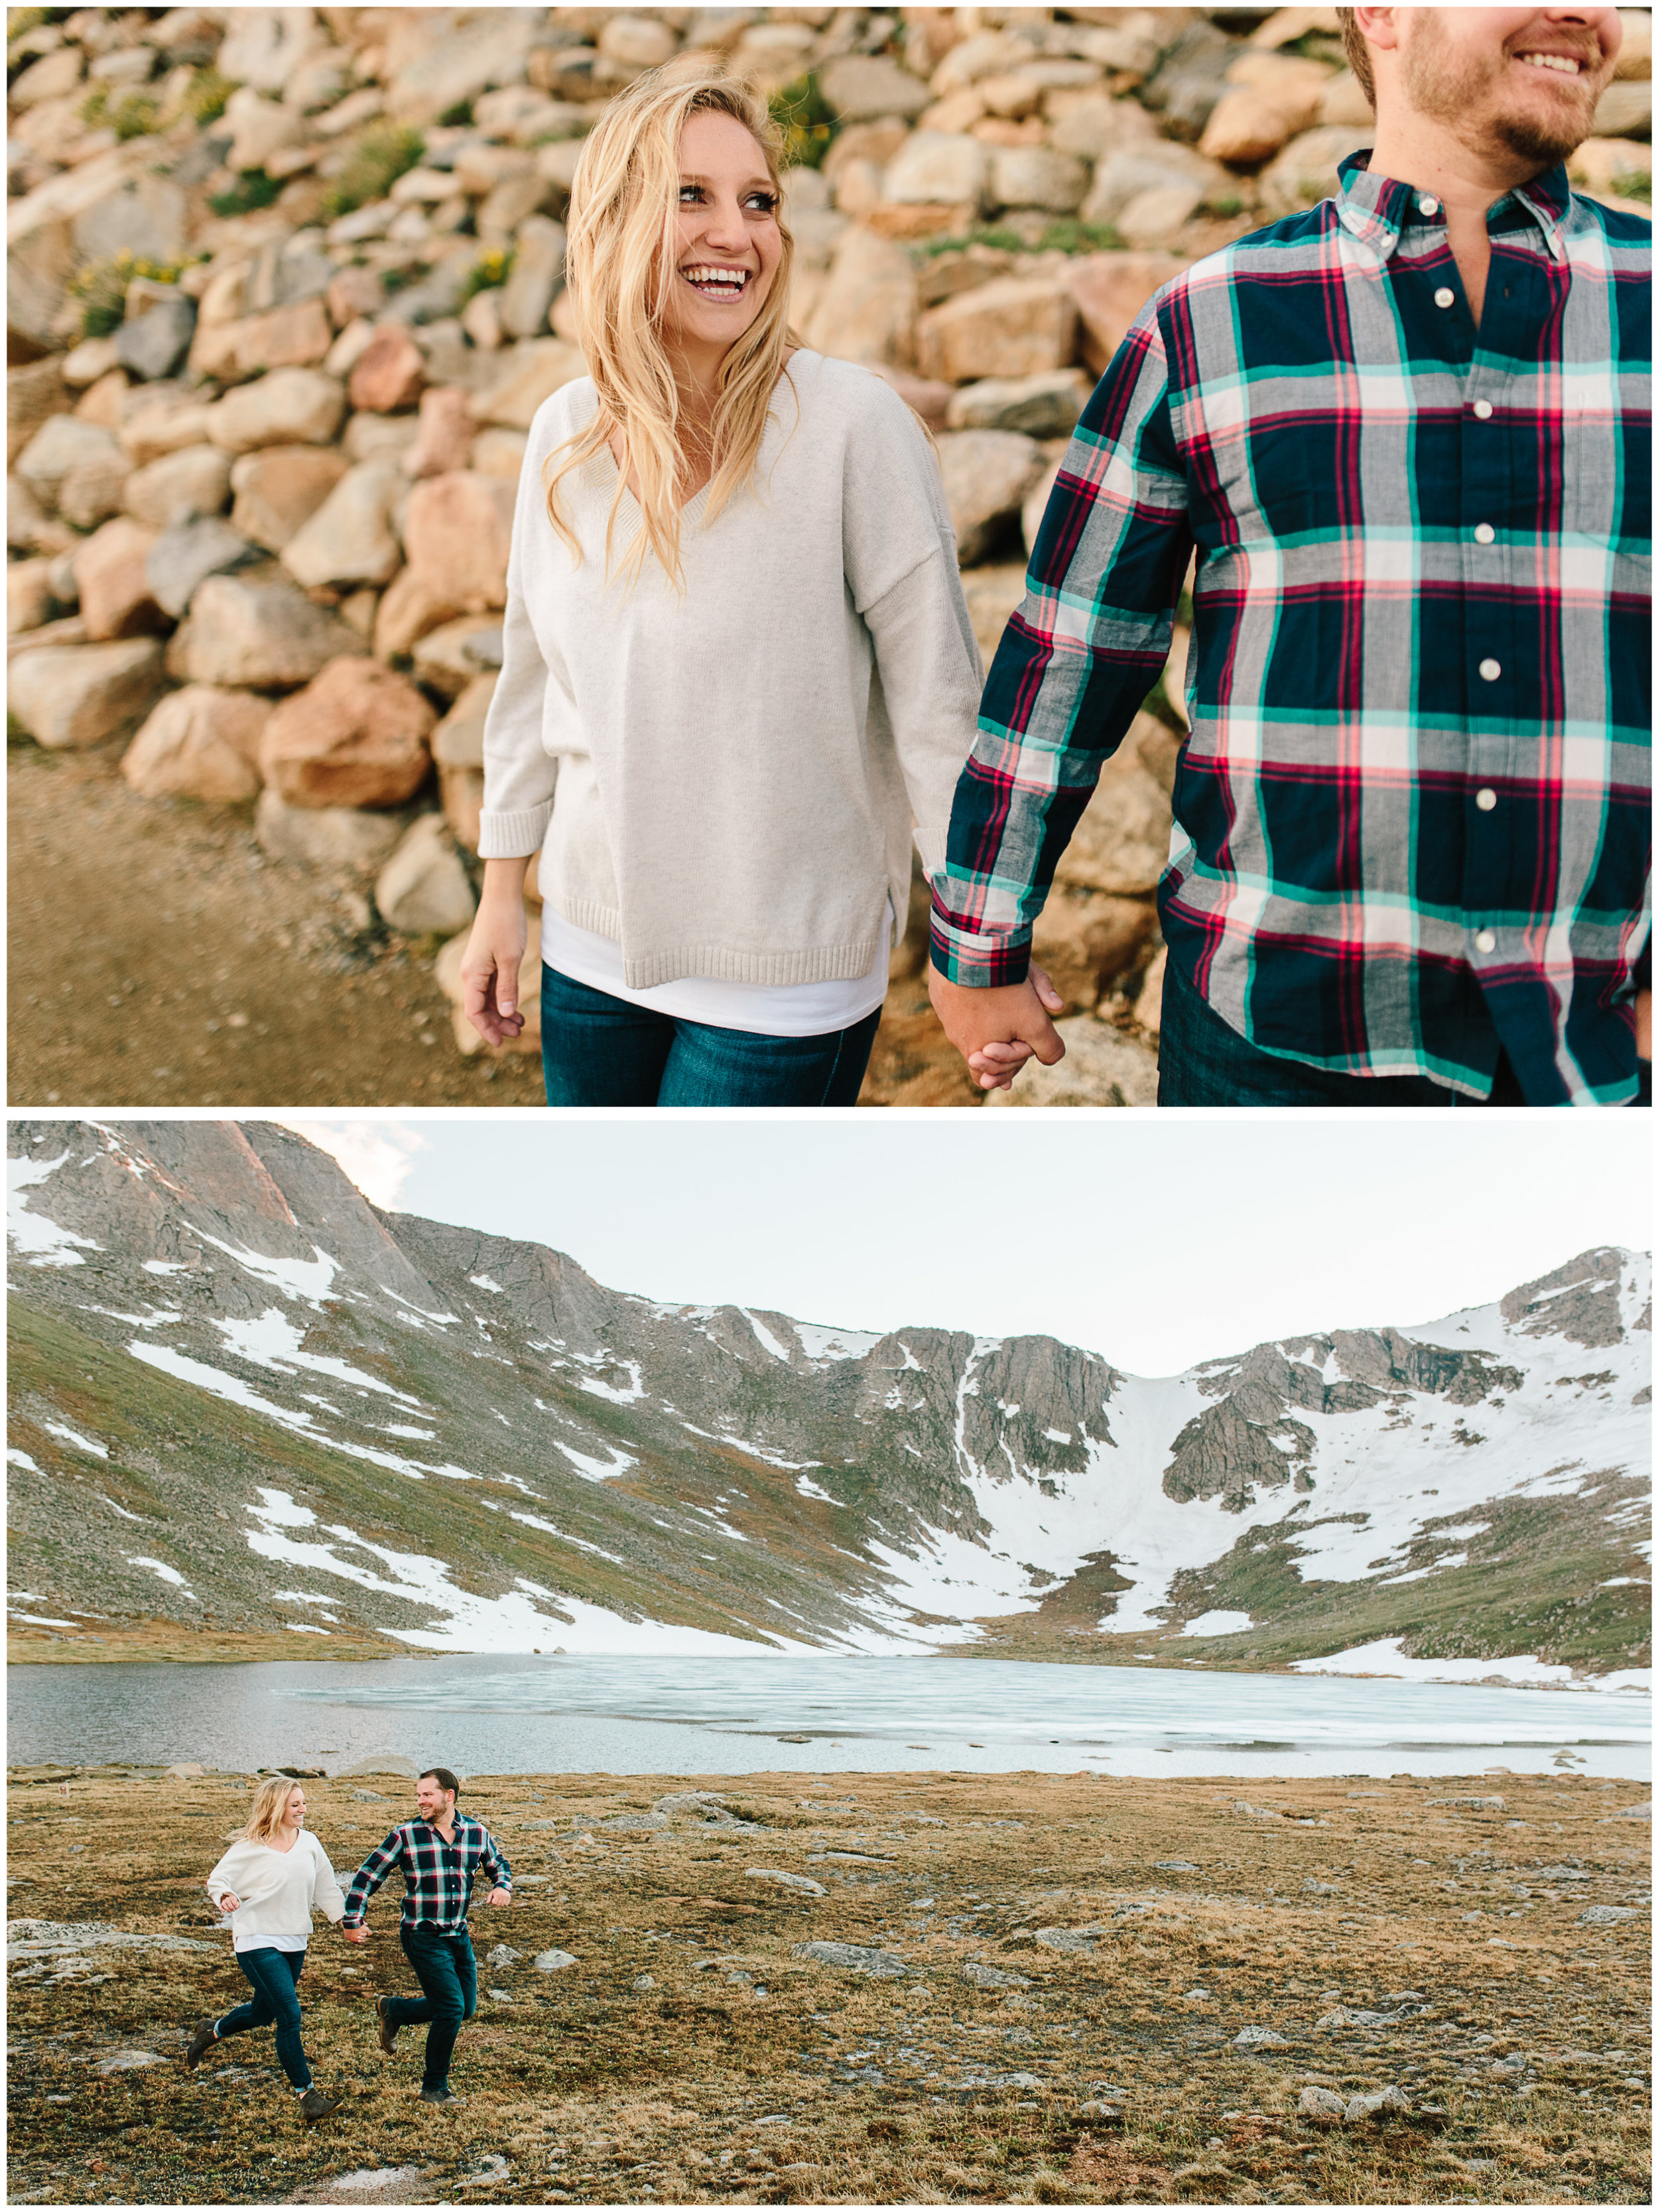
1434, 286, 1456, 307
1474, 929, 1497, 954
1474, 523, 1496, 544
1472, 399, 1494, 419
1419, 195, 1440, 216
1478, 657, 1501, 681
1476, 787, 1498, 811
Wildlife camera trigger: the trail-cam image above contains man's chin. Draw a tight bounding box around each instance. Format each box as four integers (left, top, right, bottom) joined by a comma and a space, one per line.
1490, 106, 1592, 166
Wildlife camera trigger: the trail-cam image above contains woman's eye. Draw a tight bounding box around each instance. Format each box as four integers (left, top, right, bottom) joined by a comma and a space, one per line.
678, 184, 704, 204
747, 193, 779, 214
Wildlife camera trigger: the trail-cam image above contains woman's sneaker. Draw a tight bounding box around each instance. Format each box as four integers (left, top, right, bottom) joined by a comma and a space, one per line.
299, 2087, 344, 2123
183, 2019, 218, 2070
419, 2086, 464, 2106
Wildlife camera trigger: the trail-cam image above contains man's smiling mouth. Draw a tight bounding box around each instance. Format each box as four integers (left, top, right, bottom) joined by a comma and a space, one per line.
681, 264, 752, 300
1511, 50, 1591, 78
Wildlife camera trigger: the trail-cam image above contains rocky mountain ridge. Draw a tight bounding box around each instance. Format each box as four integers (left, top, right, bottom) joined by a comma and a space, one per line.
7, 1119, 1651, 1679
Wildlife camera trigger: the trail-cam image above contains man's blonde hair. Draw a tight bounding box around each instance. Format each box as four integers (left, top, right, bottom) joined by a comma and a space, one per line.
1336, 7, 1377, 105
544, 60, 798, 594
239, 1774, 302, 1845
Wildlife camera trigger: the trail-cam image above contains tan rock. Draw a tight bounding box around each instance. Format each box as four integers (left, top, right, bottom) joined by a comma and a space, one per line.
1031, 888, 1157, 1011
8, 636, 164, 749
375, 811, 478, 935
7, 357, 70, 470
74, 369, 130, 432
229, 444, 351, 554
7, 476, 76, 558
1065, 252, 1186, 375
959, 561, 1028, 660
373, 566, 470, 658
72, 517, 162, 640
917, 277, 1078, 384
1570, 135, 1655, 194
1119, 182, 1206, 249
326, 264, 386, 329
1593, 79, 1652, 136
802, 225, 919, 369
254, 787, 410, 874
413, 615, 505, 700
982, 1013, 1159, 1107
946, 369, 1090, 438
190, 297, 333, 382
121, 684, 273, 803
340, 588, 380, 639
123, 444, 234, 531
469, 338, 587, 430
470, 426, 529, 483
117, 390, 219, 467
280, 458, 405, 591
936, 429, 1045, 565
343, 411, 422, 464
1200, 86, 1301, 166
207, 369, 348, 454
60, 444, 132, 531
1052, 716, 1177, 897
180, 570, 366, 689
403, 472, 515, 612
259, 655, 436, 811
440, 761, 485, 852
1131, 944, 1167, 1038
402, 386, 476, 480
1257, 125, 1374, 218
222, 84, 304, 173
7, 557, 57, 636
461, 289, 506, 353
882, 131, 990, 209
989, 145, 1089, 212
15, 414, 121, 513
1318, 70, 1375, 127
348, 326, 427, 415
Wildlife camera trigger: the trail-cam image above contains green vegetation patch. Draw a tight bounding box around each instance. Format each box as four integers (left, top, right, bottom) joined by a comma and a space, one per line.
458, 245, 514, 303
208, 168, 281, 219
320, 121, 426, 222
78, 82, 160, 139
68, 248, 191, 338
182, 64, 230, 125
919, 218, 1125, 257
769, 72, 837, 170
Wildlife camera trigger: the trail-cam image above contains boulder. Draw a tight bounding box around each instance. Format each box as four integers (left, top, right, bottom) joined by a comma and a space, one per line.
9, 46, 84, 107
802, 226, 918, 368
145, 517, 263, 619
179, 570, 366, 688
281, 459, 404, 590
1257, 125, 1374, 218
72, 517, 162, 639
222, 84, 304, 174
255, 787, 409, 874
1593, 80, 1652, 137
403, 473, 515, 612
373, 567, 470, 659
1131, 946, 1168, 1037
990, 146, 1090, 212
118, 389, 220, 467
207, 369, 347, 454
230, 444, 351, 553
471, 428, 530, 484
934, 428, 1045, 564
114, 298, 198, 383
15, 416, 127, 519
745, 1869, 826, 1896
470, 338, 587, 430
1031, 888, 1157, 1009
402, 387, 477, 481
7, 208, 78, 361
917, 277, 1078, 384
946, 369, 1091, 438
1117, 182, 1206, 250
375, 812, 478, 936
123, 444, 234, 531
883, 131, 991, 209
413, 616, 508, 700
1344, 2086, 1410, 2123
259, 655, 436, 809
218, 8, 326, 96
348, 328, 427, 415
439, 909, 543, 1056
432, 673, 497, 850
1299, 2085, 1346, 2123
792, 1941, 909, 1978
387, 9, 544, 128
982, 1013, 1160, 1108
5, 476, 75, 558
8, 637, 164, 750
1053, 716, 1178, 897
1024, 459, 1062, 555
499, 215, 567, 340
960, 561, 1028, 659
121, 686, 273, 803
818, 52, 932, 123
1065, 253, 1186, 375
7, 358, 71, 470
71, 172, 188, 269
62, 336, 126, 391
7, 557, 58, 635
479, 167, 558, 243
192, 298, 333, 383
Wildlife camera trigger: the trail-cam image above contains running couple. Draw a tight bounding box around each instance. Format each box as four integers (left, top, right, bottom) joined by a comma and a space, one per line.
462, 5, 1650, 1109
189, 1768, 510, 2115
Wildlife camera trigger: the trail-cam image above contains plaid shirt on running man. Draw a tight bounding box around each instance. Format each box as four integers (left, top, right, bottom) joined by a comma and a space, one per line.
342, 1816, 512, 1934
930, 153, 1651, 1104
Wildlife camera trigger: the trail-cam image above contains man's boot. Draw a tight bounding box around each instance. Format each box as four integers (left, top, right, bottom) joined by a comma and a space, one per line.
375, 1994, 399, 2054
183, 2018, 218, 2071
299, 2087, 344, 2123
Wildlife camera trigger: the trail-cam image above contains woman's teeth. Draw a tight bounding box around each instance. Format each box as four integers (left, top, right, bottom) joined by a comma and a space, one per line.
683, 265, 750, 298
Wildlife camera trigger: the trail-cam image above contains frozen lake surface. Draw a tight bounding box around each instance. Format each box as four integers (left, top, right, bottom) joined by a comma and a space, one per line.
8, 1654, 1649, 1781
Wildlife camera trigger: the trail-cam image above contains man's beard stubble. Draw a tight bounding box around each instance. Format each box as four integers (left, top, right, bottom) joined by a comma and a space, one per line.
1399, 19, 1602, 168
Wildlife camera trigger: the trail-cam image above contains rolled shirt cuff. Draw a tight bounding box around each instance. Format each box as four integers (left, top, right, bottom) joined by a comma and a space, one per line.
928, 891, 1033, 989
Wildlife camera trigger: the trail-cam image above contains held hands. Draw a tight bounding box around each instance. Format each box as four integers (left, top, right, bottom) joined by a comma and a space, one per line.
461, 858, 531, 1047
928, 963, 1067, 1092
340, 1924, 367, 1944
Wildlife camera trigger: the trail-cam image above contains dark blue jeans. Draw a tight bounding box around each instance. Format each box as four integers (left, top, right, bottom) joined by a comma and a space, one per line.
541, 965, 881, 1107
389, 1926, 477, 2093
216, 1945, 311, 2090
1157, 950, 1541, 1107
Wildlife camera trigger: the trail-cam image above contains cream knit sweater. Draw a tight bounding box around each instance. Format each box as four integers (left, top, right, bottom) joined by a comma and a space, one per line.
206, 1831, 346, 1950
478, 352, 984, 990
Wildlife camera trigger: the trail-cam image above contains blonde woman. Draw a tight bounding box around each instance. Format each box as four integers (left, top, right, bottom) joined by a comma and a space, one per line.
184, 1778, 346, 2122
460, 62, 1001, 1106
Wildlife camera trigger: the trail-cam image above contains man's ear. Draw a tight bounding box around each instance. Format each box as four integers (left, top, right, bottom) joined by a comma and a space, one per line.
1353, 7, 1404, 58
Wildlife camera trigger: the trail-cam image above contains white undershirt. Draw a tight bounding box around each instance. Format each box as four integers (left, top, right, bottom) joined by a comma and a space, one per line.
541, 899, 893, 1039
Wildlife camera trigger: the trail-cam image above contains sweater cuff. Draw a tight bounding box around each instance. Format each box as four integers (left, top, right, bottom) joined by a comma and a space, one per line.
912, 824, 946, 877
478, 804, 552, 860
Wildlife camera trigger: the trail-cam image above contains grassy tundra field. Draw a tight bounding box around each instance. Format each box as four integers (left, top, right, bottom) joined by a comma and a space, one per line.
4, 1765, 1650, 2207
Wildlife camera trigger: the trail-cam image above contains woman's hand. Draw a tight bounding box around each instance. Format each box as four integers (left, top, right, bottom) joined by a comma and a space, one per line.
462, 859, 531, 1047
218, 1893, 241, 1914
929, 963, 1066, 1092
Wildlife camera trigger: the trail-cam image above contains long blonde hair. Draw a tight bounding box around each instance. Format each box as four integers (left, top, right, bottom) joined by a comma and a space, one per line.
240, 1775, 302, 1845
545, 61, 798, 593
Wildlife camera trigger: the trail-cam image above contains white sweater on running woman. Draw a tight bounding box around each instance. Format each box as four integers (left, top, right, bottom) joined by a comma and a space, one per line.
477, 351, 984, 992
206, 1832, 346, 1953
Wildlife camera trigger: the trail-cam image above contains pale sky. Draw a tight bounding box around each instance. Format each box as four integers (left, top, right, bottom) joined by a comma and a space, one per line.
271, 1114, 1650, 1378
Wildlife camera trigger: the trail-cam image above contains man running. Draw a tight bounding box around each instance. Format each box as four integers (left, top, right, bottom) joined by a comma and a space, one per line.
340, 1766, 513, 2107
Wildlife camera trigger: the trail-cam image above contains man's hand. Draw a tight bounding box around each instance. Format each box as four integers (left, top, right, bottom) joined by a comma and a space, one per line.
928, 964, 1066, 1091
1636, 988, 1651, 1063
461, 858, 531, 1047
487, 1887, 512, 1908
341, 1924, 367, 1944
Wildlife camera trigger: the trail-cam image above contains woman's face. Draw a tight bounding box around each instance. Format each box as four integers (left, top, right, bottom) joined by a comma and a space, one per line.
662, 108, 782, 359
285, 1788, 306, 1829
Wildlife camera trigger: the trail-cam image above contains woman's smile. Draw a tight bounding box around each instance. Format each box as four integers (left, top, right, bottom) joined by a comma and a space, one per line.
679, 261, 753, 302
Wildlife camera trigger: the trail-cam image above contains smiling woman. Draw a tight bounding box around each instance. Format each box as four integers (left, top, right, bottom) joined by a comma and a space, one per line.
456, 62, 1041, 1109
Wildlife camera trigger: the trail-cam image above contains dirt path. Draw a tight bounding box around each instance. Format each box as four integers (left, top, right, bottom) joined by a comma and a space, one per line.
8, 747, 978, 1110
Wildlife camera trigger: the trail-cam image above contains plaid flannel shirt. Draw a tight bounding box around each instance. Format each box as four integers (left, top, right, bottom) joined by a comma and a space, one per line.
342, 1815, 512, 1935
931, 154, 1651, 1104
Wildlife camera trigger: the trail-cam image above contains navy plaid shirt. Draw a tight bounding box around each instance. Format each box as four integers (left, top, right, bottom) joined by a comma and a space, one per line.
343, 1815, 512, 1935
932, 154, 1651, 1104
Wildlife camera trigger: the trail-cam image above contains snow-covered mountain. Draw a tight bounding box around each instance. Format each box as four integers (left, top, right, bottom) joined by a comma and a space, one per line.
7, 1121, 1650, 1685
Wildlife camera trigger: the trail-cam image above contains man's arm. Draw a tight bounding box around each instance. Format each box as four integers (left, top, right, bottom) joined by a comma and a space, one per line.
480, 1828, 513, 1906
930, 298, 1194, 1083
340, 1827, 405, 1928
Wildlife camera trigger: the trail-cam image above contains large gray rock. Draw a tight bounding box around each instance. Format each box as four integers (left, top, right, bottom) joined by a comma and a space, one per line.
883, 131, 990, 210
71, 172, 188, 269
15, 417, 126, 518
990, 147, 1090, 213
818, 53, 931, 123
947, 371, 1091, 438
745, 1868, 826, 1897
982, 1015, 1161, 1108
114, 297, 199, 383
1081, 143, 1230, 228
8, 638, 165, 750
146, 517, 262, 618
499, 216, 566, 342
1299, 2085, 1346, 2122
255, 787, 409, 875
178, 570, 366, 688
280, 460, 404, 590
1344, 2085, 1410, 2123
218, 8, 326, 96
1258, 125, 1375, 218
934, 428, 1045, 565
793, 1941, 909, 1978
802, 226, 918, 368
388, 9, 544, 127
374, 813, 477, 936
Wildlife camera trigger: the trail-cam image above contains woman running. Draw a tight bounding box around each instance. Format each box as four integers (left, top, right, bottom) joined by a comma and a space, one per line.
186, 1777, 346, 2122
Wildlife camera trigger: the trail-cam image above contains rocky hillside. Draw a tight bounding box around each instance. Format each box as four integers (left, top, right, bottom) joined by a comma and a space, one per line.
11, 8, 1650, 1107
7, 1118, 1651, 1679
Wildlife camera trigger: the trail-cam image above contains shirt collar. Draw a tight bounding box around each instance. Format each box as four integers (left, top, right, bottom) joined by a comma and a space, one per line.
1334, 148, 1573, 263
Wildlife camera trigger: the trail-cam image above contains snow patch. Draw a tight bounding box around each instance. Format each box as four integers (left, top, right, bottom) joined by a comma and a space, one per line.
793, 1321, 881, 1363
192, 1232, 338, 1307
1182, 1610, 1254, 1637
552, 1439, 636, 1483
469, 1274, 505, 1294
7, 1151, 101, 1266
127, 1556, 196, 1598
42, 1422, 108, 1459
1291, 1637, 1579, 1688
741, 1310, 792, 1362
